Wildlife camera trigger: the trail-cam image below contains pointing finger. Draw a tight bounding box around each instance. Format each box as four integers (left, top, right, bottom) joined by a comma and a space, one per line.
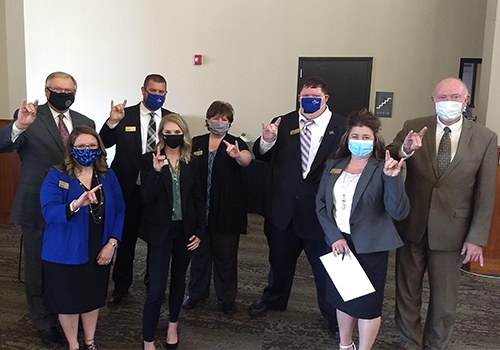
274, 117, 282, 127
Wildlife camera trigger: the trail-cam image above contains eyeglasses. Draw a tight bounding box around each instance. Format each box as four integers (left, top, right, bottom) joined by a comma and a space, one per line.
46, 87, 76, 94
74, 144, 99, 150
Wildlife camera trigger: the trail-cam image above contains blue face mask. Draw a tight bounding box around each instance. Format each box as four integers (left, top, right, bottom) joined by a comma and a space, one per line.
301, 97, 323, 113
145, 92, 165, 110
348, 140, 373, 158
71, 148, 102, 167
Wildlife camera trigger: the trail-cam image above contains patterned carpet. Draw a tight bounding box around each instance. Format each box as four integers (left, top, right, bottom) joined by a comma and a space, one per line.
1, 215, 500, 349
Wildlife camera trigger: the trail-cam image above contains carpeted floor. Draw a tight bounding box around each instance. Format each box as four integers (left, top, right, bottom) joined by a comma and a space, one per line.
1, 214, 500, 349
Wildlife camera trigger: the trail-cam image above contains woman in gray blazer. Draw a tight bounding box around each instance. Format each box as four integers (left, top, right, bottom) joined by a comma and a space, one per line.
316, 109, 410, 350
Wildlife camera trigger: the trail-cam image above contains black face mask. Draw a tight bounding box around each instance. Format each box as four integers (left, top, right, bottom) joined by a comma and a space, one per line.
48, 89, 75, 111
162, 134, 183, 149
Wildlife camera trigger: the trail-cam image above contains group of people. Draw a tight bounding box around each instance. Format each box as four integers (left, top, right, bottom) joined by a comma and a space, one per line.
0, 71, 496, 350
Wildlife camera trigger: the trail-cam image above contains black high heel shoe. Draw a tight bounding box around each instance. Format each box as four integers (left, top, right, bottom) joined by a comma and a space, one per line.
165, 339, 179, 349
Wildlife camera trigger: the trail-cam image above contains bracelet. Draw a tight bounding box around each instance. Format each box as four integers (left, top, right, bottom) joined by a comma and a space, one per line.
70, 200, 80, 213
109, 241, 118, 248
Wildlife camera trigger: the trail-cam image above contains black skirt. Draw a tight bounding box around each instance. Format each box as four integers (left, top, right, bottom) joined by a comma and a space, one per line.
44, 179, 109, 314
325, 233, 389, 319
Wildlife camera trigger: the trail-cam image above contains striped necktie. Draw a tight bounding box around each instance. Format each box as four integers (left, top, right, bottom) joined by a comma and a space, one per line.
58, 114, 69, 146
300, 119, 314, 173
437, 127, 451, 177
147, 113, 156, 152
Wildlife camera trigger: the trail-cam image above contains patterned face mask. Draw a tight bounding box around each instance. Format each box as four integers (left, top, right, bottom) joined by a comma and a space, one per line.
71, 148, 102, 167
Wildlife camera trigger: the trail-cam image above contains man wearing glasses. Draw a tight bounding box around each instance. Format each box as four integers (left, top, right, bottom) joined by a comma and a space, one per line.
100, 74, 172, 306
0, 71, 94, 348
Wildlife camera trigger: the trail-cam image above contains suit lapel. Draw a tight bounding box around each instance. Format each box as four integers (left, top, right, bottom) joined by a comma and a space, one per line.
424, 116, 439, 178
287, 114, 302, 172
351, 156, 378, 213
310, 113, 341, 175
39, 104, 65, 153
132, 104, 143, 153
161, 160, 173, 207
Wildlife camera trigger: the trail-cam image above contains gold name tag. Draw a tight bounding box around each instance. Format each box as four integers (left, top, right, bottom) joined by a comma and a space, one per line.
125, 126, 136, 132
58, 180, 69, 189
330, 168, 342, 174
193, 150, 203, 156
290, 128, 300, 135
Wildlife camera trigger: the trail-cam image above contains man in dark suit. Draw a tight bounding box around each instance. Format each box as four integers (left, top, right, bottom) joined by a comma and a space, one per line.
248, 77, 346, 338
100, 74, 173, 305
387, 78, 498, 350
0, 72, 95, 348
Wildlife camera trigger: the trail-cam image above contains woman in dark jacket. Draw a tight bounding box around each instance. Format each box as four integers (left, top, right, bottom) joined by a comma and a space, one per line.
316, 109, 409, 350
183, 101, 251, 315
140, 114, 205, 350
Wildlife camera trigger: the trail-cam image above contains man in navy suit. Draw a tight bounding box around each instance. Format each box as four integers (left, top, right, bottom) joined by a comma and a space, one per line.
248, 77, 346, 338
0, 72, 94, 348
100, 74, 173, 305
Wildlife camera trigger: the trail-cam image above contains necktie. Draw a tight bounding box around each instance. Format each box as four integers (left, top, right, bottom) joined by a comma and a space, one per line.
300, 120, 314, 173
147, 113, 156, 152
58, 114, 69, 146
437, 127, 451, 177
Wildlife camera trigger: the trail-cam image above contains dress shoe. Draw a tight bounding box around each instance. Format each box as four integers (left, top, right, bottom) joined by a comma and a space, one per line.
38, 326, 63, 349
248, 298, 268, 317
107, 289, 127, 306
165, 340, 179, 349
220, 300, 236, 315
328, 324, 340, 339
182, 296, 198, 310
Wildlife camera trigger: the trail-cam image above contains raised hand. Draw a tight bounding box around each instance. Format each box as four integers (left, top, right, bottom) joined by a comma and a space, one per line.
15, 99, 39, 130
73, 184, 102, 210
223, 139, 241, 159
384, 150, 405, 177
152, 147, 166, 172
109, 99, 127, 125
403, 126, 427, 154
261, 117, 281, 143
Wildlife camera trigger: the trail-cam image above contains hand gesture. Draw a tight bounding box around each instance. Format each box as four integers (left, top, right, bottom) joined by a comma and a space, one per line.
383, 150, 405, 177
223, 139, 241, 159
332, 238, 350, 257
15, 99, 39, 130
261, 117, 281, 143
96, 244, 115, 265
461, 242, 484, 266
73, 184, 102, 210
402, 126, 427, 154
109, 99, 127, 125
187, 235, 201, 251
152, 147, 166, 172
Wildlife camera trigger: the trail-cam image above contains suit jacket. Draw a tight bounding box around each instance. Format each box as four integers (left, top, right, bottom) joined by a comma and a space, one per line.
316, 156, 409, 254
40, 168, 125, 264
0, 103, 95, 228
99, 103, 172, 200
253, 109, 346, 241
192, 133, 248, 235
138, 153, 205, 246
387, 116, 498, 251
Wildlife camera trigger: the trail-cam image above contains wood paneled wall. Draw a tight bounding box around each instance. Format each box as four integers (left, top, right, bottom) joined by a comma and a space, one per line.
0, 119, 21, 224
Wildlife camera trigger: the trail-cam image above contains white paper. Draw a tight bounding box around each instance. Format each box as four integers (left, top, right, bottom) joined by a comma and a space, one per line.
320, 251, 376, 302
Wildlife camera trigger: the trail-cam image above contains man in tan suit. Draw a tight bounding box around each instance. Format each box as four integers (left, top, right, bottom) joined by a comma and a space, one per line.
387, 78, 497, 350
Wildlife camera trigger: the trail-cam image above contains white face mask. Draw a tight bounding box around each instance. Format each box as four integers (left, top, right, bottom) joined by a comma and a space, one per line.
435, 101, 464, 122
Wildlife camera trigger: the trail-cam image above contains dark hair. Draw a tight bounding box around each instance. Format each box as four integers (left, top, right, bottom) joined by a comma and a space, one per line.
333, 108, 385, 160
56, 126, 108, 178
143, 74, 167, 87
302, 77, 328, 95
205, 100, 234, 130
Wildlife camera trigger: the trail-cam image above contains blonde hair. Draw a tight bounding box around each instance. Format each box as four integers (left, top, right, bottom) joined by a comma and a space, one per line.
156, 114, 192, 163
45, 71, 77, 91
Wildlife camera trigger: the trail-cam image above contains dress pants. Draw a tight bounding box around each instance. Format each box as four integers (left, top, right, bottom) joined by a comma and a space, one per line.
22, 225, 57, 331
187, 228, 240, 303
112, 185, 144, 293
395, 235, 463, 350
142, 222, 191, 342
261, 222, 337, 325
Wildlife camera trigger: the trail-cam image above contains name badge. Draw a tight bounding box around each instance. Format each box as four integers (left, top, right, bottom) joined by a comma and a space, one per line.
193, 150, 203, 156
58, 180, 69, 189
125, 126, 136, 132
290, 128, 300, 135
330, 168, 342, 174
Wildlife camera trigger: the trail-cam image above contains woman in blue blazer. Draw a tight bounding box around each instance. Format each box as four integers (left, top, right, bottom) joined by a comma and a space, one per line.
316, 109, 409, 350
139, 114, 205, 350
40, 126, 125, 350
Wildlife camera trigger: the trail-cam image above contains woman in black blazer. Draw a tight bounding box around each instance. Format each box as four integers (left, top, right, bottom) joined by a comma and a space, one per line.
183, 101, 251, 315
316, 109, 409, 350
139, 114, 205, 350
